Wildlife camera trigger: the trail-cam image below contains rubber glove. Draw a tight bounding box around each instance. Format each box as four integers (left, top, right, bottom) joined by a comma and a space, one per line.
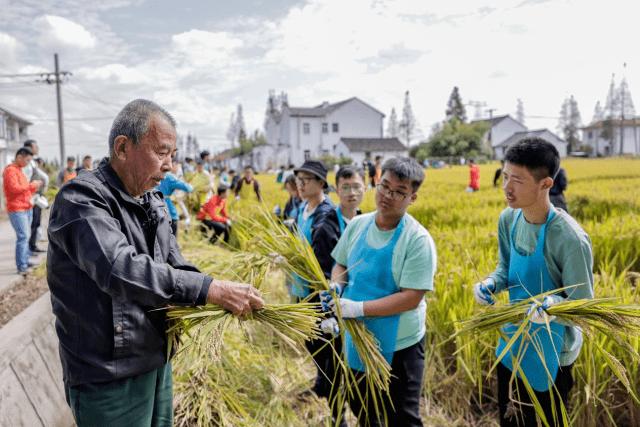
320, 316, 340, 335
320, 282, 343, 312
473, 278, 496, 306
235, 196, 241, 201
527, 296, 558, 324
282, 219, 295, 228
328, 298, 364, 319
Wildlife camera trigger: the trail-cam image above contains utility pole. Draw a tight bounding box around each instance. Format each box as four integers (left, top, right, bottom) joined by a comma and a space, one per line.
51, 54, 69, 164
487, 108, 496, 158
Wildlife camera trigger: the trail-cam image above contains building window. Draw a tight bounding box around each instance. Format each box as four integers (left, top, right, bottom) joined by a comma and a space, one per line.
322, 149, 329, 156
303, 123, 310, 134
332, 123, 339, 133
588, 131, 592, 138
304, 150, 310, 160
322, 123, 328, 133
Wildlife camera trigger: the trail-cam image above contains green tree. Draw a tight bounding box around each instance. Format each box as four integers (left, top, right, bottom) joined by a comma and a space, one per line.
427, 118, 490, 159
445, 86, 467, 122
557, 95, 582, 152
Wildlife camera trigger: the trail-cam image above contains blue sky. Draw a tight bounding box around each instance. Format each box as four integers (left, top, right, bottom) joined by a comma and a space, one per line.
1, 0, 638, 162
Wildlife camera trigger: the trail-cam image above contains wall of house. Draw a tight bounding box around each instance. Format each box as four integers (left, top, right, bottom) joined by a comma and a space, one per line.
335, 142, 408, 166
325, 99, 383, 153
583, 126, 640, 156
491, 119, 527, 147
539, 130, 568, 158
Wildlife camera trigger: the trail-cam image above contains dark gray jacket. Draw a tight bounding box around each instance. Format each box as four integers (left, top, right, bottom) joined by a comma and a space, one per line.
47, 158, 211, 387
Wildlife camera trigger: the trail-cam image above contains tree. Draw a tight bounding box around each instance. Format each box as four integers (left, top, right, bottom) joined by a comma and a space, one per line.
399, 91, 417, 148
557, 95, 582, 152
445, 86, 467, 122
386, 108, 398, 137
427, 118, 490, 159
591, 101, 603, 123
235, 104, 246, 145
226, 113, 236, 148
516, 99, 525, 125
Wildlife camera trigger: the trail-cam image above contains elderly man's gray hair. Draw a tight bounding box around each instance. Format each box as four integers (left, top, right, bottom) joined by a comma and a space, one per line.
108, 99, 177, 159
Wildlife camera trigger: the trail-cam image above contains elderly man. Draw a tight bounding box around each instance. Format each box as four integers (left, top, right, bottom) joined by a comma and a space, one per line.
47, 99, 264, 427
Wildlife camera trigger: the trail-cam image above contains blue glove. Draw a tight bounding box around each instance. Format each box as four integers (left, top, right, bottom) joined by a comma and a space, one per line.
527, 296, 558, 324
473, 279, 496, 306
320, 282, 344, 312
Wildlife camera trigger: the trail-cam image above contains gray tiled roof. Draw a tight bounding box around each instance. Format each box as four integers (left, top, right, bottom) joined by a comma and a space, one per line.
340, 138, 407, 152
287, 97, 384, 117
495, 129, 565, 148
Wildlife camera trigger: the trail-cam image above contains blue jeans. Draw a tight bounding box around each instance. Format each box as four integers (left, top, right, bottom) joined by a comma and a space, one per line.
9, 209, 32, 270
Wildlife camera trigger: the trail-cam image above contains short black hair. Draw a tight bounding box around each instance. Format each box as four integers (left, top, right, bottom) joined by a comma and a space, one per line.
244, 165, 253, 171
380, 157, 425, 193
67, 156, 75, 162
504, 137, 560, 182
23, 139, 36, 148
200, 151, 210, 160
84, 155, 92, 161
284, 174, 297, 187
217, 184, 229, 195
16, 147, 33, 157
335, 165, 366, 187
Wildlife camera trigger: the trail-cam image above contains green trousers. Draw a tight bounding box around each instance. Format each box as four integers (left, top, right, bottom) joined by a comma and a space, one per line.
65, 363, 173, 427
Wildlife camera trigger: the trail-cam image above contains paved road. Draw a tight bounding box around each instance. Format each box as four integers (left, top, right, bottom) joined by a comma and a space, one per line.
0, 210, 49, 293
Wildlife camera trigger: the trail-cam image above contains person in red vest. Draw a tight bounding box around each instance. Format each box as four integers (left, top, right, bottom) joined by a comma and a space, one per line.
466, 158, 480, 192
3, 147, 42, 275
57, 157, 77, 186
198, 184, 232, 244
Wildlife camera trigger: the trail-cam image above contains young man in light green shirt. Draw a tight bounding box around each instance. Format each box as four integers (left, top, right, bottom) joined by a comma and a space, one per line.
325, 157, 437, 427
473, 137, 593, 427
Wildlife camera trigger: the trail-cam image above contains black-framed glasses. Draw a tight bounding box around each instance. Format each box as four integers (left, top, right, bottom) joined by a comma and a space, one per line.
376, 183, 409, 201
296, 176, 318, 185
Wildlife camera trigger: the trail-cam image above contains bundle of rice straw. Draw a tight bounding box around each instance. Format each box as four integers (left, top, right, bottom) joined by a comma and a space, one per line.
165, 268, 324, 361
450, 288, 640, 402
233, 207, 393, 424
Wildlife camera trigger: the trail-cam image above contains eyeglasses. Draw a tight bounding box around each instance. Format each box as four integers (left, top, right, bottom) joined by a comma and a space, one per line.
339, 185, 364, 194
296, 176, 318, 185
376, 183, 410, 201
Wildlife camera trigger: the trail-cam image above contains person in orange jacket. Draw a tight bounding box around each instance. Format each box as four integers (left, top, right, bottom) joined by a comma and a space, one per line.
3, 147, 43, 275
197, 184, 232, 244
466, 158, 480, 192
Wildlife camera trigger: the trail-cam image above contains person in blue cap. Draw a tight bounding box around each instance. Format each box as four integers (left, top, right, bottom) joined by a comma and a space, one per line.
473, 137, 593, 427
324, 157, 437, 427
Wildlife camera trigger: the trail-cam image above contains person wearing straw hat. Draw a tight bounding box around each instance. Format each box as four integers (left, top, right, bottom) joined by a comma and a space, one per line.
325, 157, 437, 427
472, 137, 593, 427
46, 99, 264, 426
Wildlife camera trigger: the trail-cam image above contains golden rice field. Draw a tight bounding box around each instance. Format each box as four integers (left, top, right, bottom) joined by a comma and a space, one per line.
173, 157, 640, 427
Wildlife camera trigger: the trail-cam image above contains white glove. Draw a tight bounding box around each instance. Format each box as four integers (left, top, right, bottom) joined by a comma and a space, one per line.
320, 317, 340, 335
328, 298, 364, 319
473, 278, 496, 306
269, 252, 286, 265
235, 196, 241, 201
282, 219, 295, 228
273, 205, 281, 216
527, 296, 558, 324
226, 219, 232, 227
320, 282, 343, 312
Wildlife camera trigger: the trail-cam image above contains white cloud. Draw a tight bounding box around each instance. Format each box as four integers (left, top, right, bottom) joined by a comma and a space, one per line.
171, 30, 244, 68
76, 64, 150, 85
35, 15, 96, 49
0, 32, 25, 67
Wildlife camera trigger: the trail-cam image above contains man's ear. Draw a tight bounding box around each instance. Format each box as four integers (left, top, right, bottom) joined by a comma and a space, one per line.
542, 177, 553, 190
113, 136, 130, 160
409, 192, 418, 205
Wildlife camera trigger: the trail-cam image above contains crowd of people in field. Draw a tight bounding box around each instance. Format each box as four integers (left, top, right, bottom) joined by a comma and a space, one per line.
2, 98, 591, 427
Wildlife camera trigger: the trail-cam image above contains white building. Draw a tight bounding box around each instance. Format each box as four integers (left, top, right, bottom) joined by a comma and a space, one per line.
496, 129, 568, 159
582, 118, 640, 156
264, 97, 385, 168
1, 107, 32, 210
471, 115, 528, 159
335, 138, 408, 166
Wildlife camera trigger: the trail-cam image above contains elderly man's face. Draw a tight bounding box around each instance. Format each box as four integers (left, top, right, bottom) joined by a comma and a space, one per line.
126, 116, 176, 196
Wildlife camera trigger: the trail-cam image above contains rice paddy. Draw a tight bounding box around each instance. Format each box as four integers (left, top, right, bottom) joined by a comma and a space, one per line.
173, 157, 640, 426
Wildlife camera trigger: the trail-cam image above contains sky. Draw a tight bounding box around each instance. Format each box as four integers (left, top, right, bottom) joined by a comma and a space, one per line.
0, 0, 638, 163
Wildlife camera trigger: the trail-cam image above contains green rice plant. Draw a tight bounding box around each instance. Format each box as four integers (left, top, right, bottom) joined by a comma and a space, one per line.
232, 206, 394, 424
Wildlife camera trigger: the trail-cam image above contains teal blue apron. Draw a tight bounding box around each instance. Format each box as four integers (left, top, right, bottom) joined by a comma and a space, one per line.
336, 206, 346, 234
495, 209, 565, 392
292, 201, 314, 298
343, 214, 405, 372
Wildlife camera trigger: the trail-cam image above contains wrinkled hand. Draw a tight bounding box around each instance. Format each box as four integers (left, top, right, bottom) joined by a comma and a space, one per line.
320, 316, 340, 335
527, 296, 558, 324
473, 279, 496, 306
328, 297, 364, 319
320, 282, 344, 312
206, 280, 264, 316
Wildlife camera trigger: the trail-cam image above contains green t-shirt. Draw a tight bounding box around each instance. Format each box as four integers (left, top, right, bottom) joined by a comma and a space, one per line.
488, 207, 594, 366
331, 211, 437, 351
